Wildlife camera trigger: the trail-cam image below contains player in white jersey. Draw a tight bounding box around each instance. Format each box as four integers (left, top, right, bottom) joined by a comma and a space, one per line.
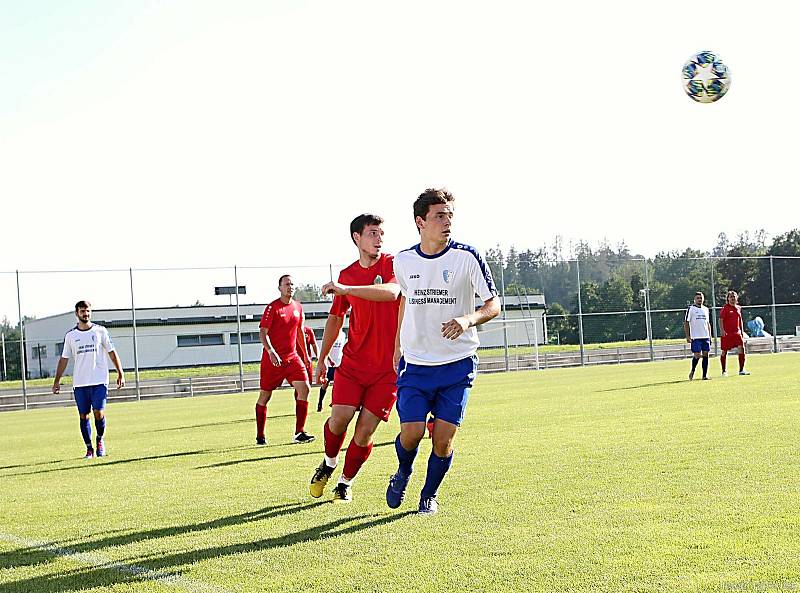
316, 329, 346, 412
387, 188, 500, 515
684, 291, 713, 381
52, 301, 125, 458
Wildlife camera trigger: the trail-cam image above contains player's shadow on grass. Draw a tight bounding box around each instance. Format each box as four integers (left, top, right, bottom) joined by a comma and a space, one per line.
0, 458, 72, 471
141, 414, 294, 434
2, 511, 414, 593
195, 439, 394, 470
0, 446, 254, 479
0, 501, 325, 569
595, 379, 688, 393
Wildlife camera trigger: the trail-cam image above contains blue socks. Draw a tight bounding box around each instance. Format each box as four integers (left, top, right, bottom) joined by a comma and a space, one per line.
95, 417, 106, 440
701, 356, 709, 377
395, 434, 418, 476
79, 418, 92, 447
421, 451, 454, 499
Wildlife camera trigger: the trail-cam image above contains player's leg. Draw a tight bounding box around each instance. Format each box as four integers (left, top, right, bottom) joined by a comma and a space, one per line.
738, 337, 749, 375
720, 348, 728, 376
284, 357, 314, 443
91, 385, 108, 457
689, 340, 701, 380
255, 389, 273, 445
256, 356, 282, 445
310, 404, 356, 498
72, 387, 94, 458
701, 340, 710, 379
418, 355, 476, 515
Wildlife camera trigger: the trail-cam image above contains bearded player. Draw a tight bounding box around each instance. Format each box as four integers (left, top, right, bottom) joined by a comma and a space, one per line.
309, 214, 400, 503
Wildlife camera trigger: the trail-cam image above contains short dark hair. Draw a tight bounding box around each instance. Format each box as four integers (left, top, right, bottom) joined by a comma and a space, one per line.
350, 214, 384, 245
695, 291, 704, 298
413, 188, 454, 222
75, 300, 91, 311
278, 274, 291, 286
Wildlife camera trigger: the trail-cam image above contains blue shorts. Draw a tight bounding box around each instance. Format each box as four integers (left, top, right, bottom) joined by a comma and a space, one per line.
73, 384, 108, 415
326, 366, 336, 382
396, 355, 477, 427
691, 338, 711, 353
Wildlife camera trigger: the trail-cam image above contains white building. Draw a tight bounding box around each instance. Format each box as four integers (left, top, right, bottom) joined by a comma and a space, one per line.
22, 295, 546, 378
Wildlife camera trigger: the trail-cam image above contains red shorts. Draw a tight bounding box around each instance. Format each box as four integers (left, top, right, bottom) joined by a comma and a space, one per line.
332, 360, 397, 422
721, 334, 744, 352
260, 353, 308, 391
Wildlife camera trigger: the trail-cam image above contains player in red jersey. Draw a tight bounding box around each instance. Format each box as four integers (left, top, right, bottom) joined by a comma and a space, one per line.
719, 290, 750, 376
255, 274, 315, 445
309, 214, 401, 503
295, 324, 318, 397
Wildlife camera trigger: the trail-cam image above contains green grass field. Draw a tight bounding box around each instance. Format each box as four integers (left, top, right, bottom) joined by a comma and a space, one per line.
2, 354, 800, 593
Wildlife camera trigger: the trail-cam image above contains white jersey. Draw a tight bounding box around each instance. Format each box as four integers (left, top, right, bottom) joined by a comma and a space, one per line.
685, 304, 711, 339
61, 324, 115, 387
327, 330, 346, 368
394, 240, 497, 366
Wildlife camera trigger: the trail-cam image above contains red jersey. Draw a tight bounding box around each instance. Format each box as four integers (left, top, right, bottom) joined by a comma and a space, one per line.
330, 253, 399, 372
720, 303, 742, 335
260, 298, 303, 359
297, 325, 316, 363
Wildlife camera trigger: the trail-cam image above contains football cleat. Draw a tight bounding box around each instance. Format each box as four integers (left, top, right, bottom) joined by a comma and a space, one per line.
418, 496, 438, 516
256, 436, 267, 446
739, 370, 751, 376
293, 431, 315, 444
332, 482, 352, 504
702, 376, 710, 381
688, 370, 695, 381
721, 371, 728, 377
309, 461, 335, 498
84, 447, 95, 459
96, 439, 106, 457
386, 470, 410, 509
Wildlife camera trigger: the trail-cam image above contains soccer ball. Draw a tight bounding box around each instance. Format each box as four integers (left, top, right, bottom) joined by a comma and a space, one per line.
682, 51, 731, 103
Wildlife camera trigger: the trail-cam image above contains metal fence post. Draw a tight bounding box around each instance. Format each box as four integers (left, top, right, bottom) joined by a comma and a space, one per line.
533, 317, 540, 370
16, 270, 27, 410
499, 257, 509, 372
769, 255, 778, 353
710, 258, 719, 356
129, 268, 141, 401
234, 265, 244, 392
1, 332, 6, 381
644, 258, 654, 362
576, 259, 585, 366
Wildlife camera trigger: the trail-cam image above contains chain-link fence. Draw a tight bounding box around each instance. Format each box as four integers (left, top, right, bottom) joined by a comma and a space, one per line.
2, 256, 799, 410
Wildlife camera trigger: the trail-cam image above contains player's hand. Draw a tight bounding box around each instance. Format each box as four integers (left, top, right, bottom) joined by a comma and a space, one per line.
393, 347, 402, 372
117, 374, 125, 389
686, 337, 692, 343
441, 317, 470, 340
268, 349, 281, 367
321, 281, 350, 297
315, 360, 328, 386
52, 381, 60, 394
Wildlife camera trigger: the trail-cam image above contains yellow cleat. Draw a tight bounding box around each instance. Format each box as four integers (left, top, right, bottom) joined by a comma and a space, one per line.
310, 461, 334, 498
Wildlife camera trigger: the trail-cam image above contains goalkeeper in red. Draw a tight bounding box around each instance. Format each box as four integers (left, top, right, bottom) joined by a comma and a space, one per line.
719, 290, 750, 376
308, 214, 400, 503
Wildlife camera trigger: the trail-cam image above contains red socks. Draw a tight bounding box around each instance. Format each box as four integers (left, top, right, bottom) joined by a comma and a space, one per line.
739, 351, 746, 372
255, 404, 267, 439
342, 440, 373, 482
295, 400, 309, 434
324, 420, 346, 459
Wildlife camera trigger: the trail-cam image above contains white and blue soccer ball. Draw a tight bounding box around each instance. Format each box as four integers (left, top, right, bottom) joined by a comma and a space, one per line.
682, 51, 731, 103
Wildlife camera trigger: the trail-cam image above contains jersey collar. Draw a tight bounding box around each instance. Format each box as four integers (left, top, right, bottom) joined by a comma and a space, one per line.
414, 239, 452, 260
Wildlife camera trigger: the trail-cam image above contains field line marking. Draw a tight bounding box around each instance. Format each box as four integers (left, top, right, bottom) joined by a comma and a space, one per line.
0, 531, 234, 593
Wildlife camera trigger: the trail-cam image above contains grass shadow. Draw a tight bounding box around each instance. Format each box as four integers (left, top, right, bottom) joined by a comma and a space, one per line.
595, 379, 689, 393
142, 414, 294, 434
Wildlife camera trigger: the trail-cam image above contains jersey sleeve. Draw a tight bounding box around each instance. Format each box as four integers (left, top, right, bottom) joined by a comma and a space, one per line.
685, 307, 691, 321
61, 334, 72, 359
259, 303, 275, 330
469, 248, 497, 301
383, 254, 398, 284
101, 328, 115, 353
394, 255, 408, 296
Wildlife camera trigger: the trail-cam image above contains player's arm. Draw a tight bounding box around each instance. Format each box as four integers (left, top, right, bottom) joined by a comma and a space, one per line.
108, 350, 125, 389
259, 327, 281, 366
52, 357, 69, 394
393, 296, 406, 371
321, 281, 400, 302
683, 309, 691, 342
316, 314, 345, 384
719, 310, 726, 337
442, 296, 501, 340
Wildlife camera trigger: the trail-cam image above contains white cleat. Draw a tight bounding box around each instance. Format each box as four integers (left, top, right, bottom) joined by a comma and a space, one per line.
739, 370, 751, 376
721, 371, 728, 377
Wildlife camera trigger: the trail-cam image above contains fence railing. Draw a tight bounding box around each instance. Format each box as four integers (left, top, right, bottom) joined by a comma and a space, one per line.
2, 255, 799, 411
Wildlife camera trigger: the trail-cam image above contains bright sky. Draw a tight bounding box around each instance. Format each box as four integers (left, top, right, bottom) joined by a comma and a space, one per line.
2, 1, 799, 319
